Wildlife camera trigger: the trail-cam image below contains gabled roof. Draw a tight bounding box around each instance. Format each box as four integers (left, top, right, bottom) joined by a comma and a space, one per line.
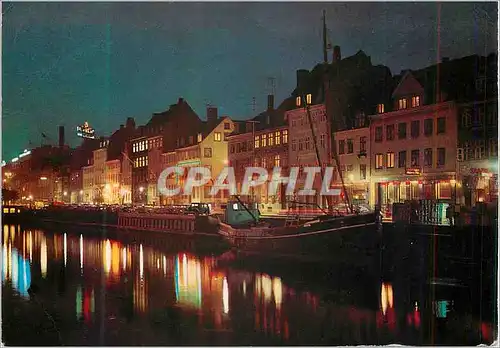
391, 71, 425, 98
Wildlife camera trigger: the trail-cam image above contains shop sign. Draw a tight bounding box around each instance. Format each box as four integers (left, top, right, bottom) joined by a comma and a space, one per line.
405, 167, 421, 175
470, 168, 490, 175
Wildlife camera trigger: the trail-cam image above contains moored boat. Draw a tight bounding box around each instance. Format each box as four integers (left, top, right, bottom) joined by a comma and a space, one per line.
216, 200, 381, 263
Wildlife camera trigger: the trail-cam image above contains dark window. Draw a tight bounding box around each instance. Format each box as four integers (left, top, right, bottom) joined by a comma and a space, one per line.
339, 140, 345, 154
375, 127, 383, 142
398, 151, 406, 168
230, 144, 235, 153
424, 119, 433, 136
424, 148, 433, 167
386, 125, 394, 141
360, 164, 367, 180
437, 148, 446, 166
411, 120, 420, 138
360, 136, 367, 152
398, 123, 407, 139
204, 148, 212, 158
347, 139, 354, 154
437, 117, 446, 134
411, 150, 420, 167
224, 122, 230, 130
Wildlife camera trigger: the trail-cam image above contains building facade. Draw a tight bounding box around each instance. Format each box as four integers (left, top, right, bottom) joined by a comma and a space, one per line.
287, 103, 330, 208
333, 126, 370, 206
370, 72, 458, 214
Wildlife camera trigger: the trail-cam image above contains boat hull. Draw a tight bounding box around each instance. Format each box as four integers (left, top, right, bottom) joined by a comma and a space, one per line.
219, 213, 381, 264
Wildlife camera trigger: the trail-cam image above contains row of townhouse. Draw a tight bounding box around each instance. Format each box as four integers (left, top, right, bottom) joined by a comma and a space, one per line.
227, 51, 497, 213
11, 49, 493, 211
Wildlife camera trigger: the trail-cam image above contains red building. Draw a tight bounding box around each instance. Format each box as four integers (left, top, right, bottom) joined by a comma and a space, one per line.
370, 71, 458, 214
227, 95, 291, 213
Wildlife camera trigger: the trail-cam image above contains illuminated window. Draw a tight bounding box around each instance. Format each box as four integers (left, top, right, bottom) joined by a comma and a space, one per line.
296, 96, 301, 107
375, 154, 384, 169
386, 152, 395, 168
262, 157, 267, 168
306, 94, 312, 105
268, 133, 274, 146
214, 132, 222, 141
398, 98, 407, 110
197, 133, 202, 143
275, 131, 281, 145
274, 155, 280, 167
411, 96, 420, 107
261, 134, 267, 147
377, 104, 385, 113
283, 130, 288, 144
255, 135, 260, 149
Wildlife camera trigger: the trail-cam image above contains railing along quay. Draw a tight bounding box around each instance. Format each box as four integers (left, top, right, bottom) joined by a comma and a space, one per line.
118, 212, 196, 233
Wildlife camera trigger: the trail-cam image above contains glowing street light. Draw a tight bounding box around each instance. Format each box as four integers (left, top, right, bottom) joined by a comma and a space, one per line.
139, 186, 144, 193
63, 191, 68, 196
40, 176, 48, 181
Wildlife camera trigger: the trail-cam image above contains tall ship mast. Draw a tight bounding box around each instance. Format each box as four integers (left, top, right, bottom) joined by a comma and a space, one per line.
303, 10, 353, 214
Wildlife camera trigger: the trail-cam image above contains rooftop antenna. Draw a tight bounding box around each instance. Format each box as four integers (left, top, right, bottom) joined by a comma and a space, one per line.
267, 77, 276, 96
251, 97, 256, 113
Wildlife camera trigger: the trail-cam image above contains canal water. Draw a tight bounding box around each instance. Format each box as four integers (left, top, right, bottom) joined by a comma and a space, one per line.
1, 224, 496, 345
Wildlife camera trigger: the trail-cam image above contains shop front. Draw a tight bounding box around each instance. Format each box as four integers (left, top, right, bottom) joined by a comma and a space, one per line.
458, 161, 498, 207
373, 169, 456, 220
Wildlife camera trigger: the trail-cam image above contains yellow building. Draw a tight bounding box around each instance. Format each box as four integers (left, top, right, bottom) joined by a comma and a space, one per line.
104, 159, 121, 204
161, 117, 235, 210
82, 165, 94, 204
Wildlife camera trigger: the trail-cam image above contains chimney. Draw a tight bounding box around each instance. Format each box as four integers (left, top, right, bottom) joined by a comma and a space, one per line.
120, 124, 124, 129
126, 117, 135, 129
333, 45, 341, 63
58, 126, 65, 148
267, 94, 274, 111
207, 106, 218, 126
178, 97, 184, 104
441, 57, 449, 63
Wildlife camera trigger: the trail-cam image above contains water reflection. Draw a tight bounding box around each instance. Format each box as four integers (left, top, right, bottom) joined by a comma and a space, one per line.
1, 225, 495, 346
1, 239, 31, 298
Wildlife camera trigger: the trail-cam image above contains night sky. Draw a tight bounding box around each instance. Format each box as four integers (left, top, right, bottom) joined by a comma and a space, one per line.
2, 2, 497, 161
